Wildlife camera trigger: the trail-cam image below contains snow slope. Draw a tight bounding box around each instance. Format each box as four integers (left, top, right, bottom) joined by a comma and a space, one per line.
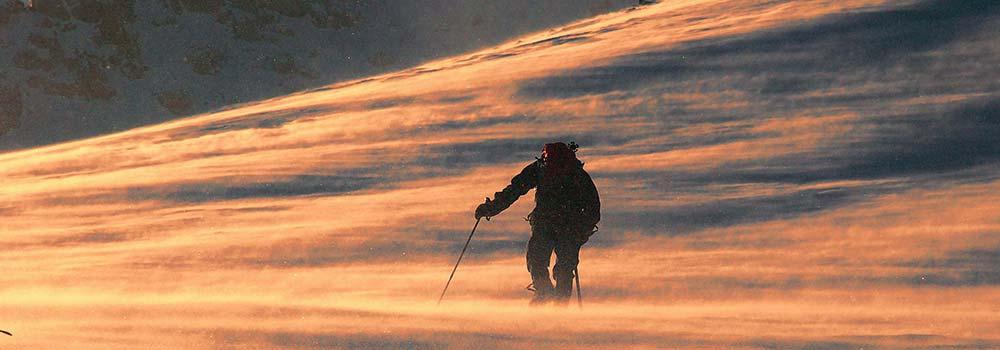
1, 0, 999, 349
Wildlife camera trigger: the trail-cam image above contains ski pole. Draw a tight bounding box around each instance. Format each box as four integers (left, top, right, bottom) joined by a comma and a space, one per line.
437, 217, 482, 305
575, 266, 583, 309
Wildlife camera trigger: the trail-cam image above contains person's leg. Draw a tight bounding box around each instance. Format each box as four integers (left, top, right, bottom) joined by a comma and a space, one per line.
526, 224, 556, 305
552, 228, 584, 305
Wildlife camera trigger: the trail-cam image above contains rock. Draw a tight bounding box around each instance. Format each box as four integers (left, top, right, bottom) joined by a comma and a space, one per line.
0, 83, 23, 137
156, 90, 194, 115
186, 47, 226, 75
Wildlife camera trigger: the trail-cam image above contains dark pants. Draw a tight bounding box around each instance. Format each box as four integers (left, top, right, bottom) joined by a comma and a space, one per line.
526, 222, 585, 303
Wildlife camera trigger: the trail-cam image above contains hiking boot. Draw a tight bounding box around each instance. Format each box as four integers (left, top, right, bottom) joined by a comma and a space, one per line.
528, 282, 554, 306
529, 292, 552, 306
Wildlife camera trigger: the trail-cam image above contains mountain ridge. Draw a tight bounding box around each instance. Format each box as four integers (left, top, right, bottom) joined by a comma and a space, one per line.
0, 0, 635, 150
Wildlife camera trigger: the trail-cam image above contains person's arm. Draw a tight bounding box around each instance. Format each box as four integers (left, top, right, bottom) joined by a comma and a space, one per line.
476, 161, 540, 219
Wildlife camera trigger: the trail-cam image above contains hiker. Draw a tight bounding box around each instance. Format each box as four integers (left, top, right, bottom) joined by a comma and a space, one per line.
475, 142, 600, 305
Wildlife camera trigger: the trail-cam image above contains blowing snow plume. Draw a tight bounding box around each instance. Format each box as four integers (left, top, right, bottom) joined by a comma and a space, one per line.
1, 0, 999, 349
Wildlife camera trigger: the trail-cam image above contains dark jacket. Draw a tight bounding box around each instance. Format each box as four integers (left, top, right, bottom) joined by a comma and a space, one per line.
486, 159, 600, 229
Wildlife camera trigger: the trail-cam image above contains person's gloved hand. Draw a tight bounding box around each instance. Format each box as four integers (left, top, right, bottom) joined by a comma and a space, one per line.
475, 198, 494, 220
575, 224, 598, 244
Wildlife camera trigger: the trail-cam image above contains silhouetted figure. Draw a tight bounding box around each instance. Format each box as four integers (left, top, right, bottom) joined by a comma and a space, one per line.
475, 142, 600, 305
